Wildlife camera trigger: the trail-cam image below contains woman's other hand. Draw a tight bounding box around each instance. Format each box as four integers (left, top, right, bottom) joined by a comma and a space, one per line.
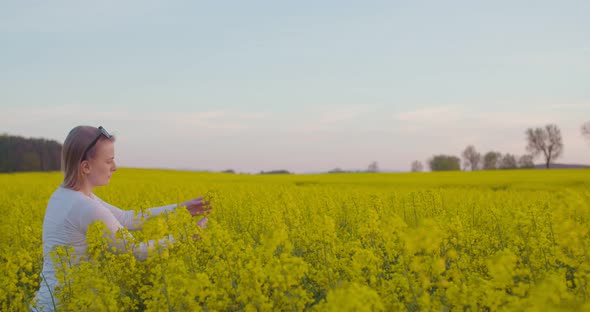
182, 197, 212, 217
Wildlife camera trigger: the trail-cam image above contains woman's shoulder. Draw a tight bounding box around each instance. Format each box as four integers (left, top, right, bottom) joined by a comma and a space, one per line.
50, 186, 100, 209
43, 187, 101, 224
53, 186, 87, 199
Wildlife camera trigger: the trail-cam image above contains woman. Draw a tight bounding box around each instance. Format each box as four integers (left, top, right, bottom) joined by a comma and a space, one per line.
33, 126, 211, 311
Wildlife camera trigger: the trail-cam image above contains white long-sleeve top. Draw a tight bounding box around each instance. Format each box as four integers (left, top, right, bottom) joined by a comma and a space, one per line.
33, 186, 178, 311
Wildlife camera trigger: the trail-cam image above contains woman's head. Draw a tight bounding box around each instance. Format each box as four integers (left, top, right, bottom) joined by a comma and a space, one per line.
62, 126, 117, 190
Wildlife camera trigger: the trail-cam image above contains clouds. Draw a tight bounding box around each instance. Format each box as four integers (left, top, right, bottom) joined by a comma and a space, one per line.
315, 105, 374, 124
394, 105, 585, 131
0, 105, 267, 141
283, 104, 376, 134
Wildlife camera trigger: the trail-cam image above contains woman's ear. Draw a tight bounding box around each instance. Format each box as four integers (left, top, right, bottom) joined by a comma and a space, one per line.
80, 160, 91, 175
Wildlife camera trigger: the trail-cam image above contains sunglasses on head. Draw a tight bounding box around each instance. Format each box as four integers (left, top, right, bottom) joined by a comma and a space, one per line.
82, 126, 112, 161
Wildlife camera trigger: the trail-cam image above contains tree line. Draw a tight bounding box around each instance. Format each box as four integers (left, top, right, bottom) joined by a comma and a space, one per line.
0, 134, 62, 173
411, 122, 590, 172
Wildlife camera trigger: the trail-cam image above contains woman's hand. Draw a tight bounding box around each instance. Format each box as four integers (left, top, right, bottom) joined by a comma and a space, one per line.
192, 217, 208, 240
197, 217, 208, 229
181, 197, 212, 217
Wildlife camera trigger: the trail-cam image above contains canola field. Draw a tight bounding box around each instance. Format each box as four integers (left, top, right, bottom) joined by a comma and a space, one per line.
2, 168, 590, 311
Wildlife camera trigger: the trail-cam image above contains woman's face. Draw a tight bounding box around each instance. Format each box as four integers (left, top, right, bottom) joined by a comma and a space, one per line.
85, 140, 117, 187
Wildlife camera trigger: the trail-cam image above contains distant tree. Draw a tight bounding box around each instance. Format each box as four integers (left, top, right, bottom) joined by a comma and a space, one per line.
483, 151, 502, 170
328, 168, 346, 173
410, 160, 424, 172
499, 153, 517, 169
582, 121, 590, 143
525, 124, 563, 169
518, 155, 535, 169
461, 145, 481, 171
0, 134, 62, 172
259, 170, 291, 174
367, 161, 379, 173
428, 155, 461, 171
22, 151, 42, 171
221, 169, 235, 174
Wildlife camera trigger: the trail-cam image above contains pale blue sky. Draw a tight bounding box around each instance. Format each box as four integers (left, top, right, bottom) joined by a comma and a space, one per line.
1, 1, 589, 173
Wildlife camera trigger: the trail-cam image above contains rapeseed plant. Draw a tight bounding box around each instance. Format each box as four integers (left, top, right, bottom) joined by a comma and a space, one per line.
1, 168, 589, 310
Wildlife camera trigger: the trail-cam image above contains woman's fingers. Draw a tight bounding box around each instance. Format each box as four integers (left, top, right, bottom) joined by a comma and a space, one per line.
182, 197, 213, 216
186, 199, 212, 215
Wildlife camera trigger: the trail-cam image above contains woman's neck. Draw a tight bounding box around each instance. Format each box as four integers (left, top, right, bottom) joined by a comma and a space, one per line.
77, 181, 95, 198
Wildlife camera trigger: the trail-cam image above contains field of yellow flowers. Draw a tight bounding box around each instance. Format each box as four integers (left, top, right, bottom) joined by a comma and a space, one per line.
2, 168, 590, 311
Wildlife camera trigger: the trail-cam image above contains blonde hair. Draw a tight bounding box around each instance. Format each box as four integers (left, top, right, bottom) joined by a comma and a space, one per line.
61, 126, 116, 190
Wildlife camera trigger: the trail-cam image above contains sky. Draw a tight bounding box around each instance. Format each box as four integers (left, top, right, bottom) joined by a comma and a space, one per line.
1, 1, 589, 173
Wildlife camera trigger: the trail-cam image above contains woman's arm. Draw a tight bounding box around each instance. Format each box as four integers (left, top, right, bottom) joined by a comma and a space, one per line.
82, 200, 174, 261
95, 196, 211, 230
95, 196, 178, 231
